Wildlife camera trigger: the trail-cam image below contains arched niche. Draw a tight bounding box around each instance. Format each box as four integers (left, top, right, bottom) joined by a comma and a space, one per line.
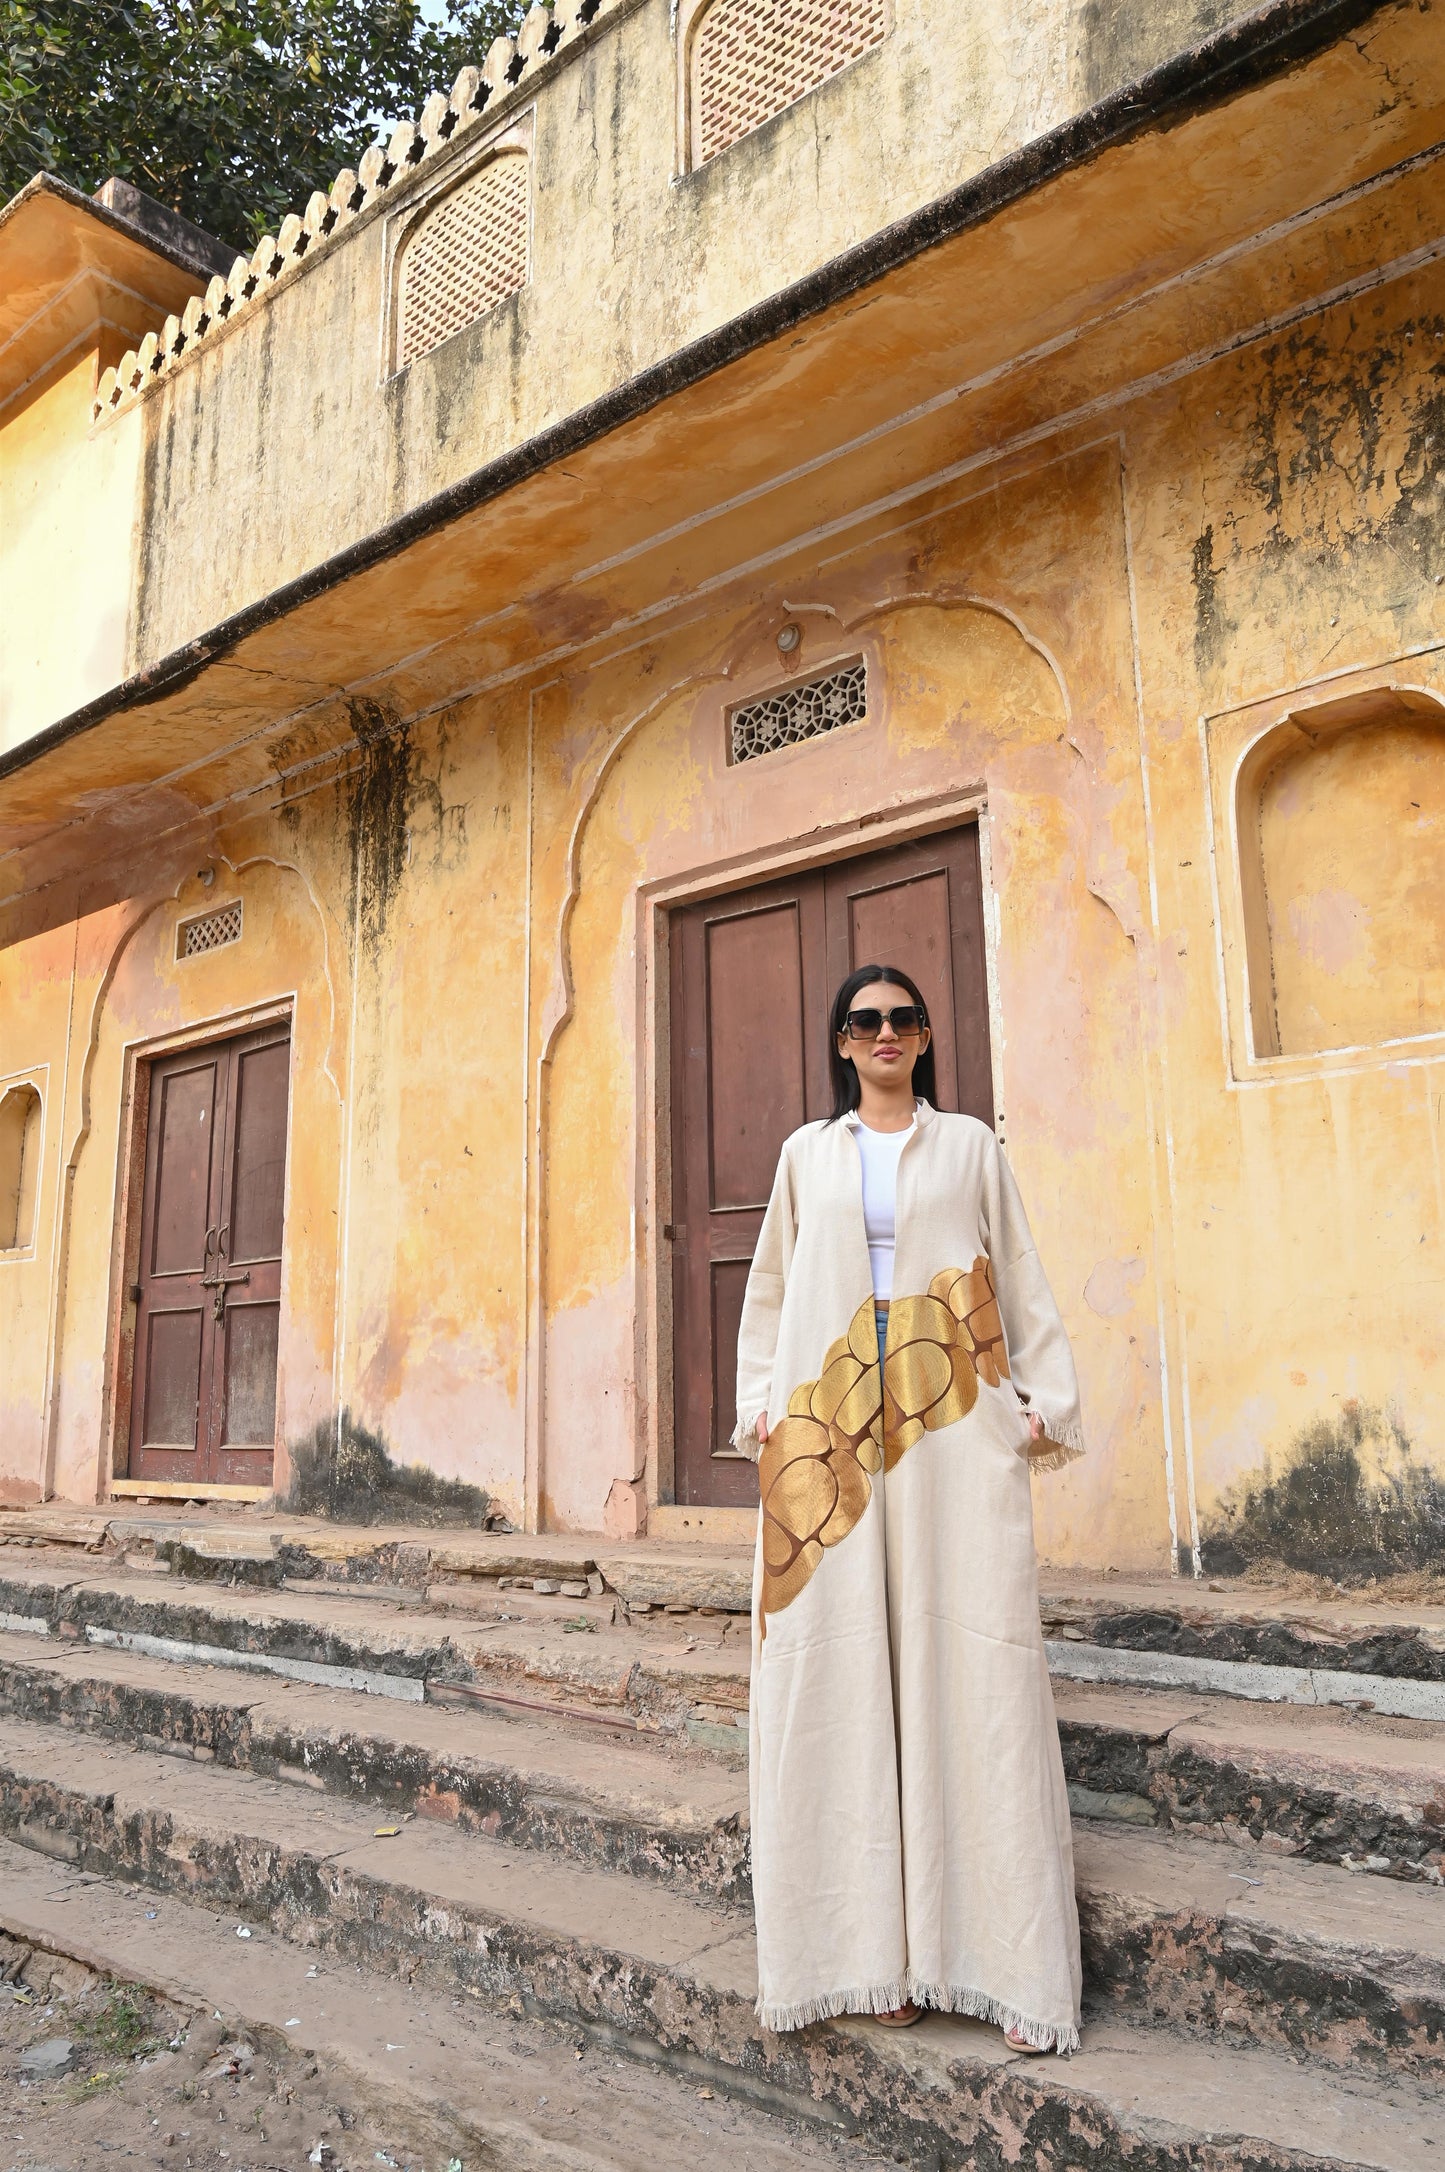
1238, 688, 1445, 1058
0, 1084, 42, 1252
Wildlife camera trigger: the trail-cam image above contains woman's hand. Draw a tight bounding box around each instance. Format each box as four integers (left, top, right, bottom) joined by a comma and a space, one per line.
1025, 1413, 1045, 1444
757, 1412, 769, 1444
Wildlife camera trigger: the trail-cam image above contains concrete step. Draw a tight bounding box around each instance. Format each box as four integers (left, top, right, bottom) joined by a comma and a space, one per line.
6, 1553, 1444, 1879
0, 1628, 752, 1907
0, 1510, 755, 1614
1057, 1678, 1445, 1880
1042, 1576, 1445, 1683
0, 1836, 893, 2172
0, 1715, 1441, 2167
1, 1669, 1444, 2086
0, 1551, 754, 1739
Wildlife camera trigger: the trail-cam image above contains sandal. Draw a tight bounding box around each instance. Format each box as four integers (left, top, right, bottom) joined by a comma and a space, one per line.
1003, 2026, 1050, 2054
874, 2002, 923, 2028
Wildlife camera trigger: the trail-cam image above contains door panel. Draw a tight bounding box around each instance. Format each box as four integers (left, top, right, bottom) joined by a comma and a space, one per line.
826, 828, 993, 1126
228, 1040, 289, 1263
671, 871, 829, 1506
221, 1301, 281, 1445
149, 1062, 219, 1276
128, 1025, 291, 1488
141, 1308, 204, 1449
706, 901, 809, 1210
709, 1258, 753, 1458
669, 824, 994, 1506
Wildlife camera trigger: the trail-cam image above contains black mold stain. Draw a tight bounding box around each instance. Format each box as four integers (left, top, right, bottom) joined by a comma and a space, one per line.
1190, 309, 1445, 682
283, 1411, 493, 1528
345, 697, 413, 953
1201, 1400, 1445, 1582
1189, 522, 1234, 679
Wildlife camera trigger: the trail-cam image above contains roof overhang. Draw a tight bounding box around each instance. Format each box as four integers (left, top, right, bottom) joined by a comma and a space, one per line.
0, 174, 230, 414
2, 0, 1441, 915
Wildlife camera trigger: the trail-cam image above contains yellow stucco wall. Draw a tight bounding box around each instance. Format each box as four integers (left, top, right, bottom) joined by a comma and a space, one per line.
6, 233, 1443, 1563
0, 353, 142, 754
3, 6, 1442, 1576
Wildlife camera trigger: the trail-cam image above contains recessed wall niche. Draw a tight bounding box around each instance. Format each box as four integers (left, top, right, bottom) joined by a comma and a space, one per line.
1238, 688, 1445, 1058
0, 1082, 41, 1251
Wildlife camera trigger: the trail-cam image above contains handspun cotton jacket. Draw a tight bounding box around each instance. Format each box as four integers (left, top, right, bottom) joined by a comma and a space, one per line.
734, 1102, 1085, 2045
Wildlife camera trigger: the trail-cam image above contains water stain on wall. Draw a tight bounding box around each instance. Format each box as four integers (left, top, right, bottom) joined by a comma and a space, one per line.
1200, 1400, 1445, 1582
345, 698, 414, 953
284, 1411, 495, 1527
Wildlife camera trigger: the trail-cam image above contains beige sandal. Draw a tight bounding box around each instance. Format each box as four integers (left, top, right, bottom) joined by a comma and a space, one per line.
874, 2002, 923, 2028
1003, 2026, 1050, 2054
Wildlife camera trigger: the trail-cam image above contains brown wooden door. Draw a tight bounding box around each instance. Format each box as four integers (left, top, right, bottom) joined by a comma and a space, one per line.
669, 825, 992, 1507
128, 1025, 290, 1488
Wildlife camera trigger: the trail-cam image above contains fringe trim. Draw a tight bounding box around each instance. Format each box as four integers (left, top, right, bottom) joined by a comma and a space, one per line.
1026, 1411, 1087, 1474
730, 1411, 765, 1461
757, 1977, 1079, 2055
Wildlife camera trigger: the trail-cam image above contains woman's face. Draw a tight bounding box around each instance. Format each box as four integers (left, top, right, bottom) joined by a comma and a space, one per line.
836, 979, 931, 1092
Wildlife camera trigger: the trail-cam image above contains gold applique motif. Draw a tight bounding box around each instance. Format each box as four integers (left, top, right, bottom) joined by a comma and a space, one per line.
759, 1259, 1010, 1629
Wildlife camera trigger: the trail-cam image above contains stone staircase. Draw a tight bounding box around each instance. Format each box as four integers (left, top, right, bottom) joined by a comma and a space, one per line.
0, 1510, 1443, 2166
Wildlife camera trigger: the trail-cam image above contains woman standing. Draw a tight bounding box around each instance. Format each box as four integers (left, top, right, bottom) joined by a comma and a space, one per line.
733, 963, 1085, 2052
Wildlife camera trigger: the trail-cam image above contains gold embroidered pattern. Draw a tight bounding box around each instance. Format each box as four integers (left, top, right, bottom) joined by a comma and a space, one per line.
759, 1259, 1010, 1627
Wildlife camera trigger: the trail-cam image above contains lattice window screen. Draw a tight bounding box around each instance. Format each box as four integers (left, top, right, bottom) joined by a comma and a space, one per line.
729, 660, 867, 763
692, 0, 888, 165
398, 153, 529, 367
177, 900, 243, 959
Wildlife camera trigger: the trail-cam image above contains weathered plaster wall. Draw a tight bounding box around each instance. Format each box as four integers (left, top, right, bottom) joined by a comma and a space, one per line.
6, 256, 1445, 1565
117, 0, 1256, 686
4, 14, 1443, 1577
1123, 260, 1445, 1574
0, 354, 142, 754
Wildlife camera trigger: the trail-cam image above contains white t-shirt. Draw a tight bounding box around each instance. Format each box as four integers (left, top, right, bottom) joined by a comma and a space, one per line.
853, 1118, 916, 1300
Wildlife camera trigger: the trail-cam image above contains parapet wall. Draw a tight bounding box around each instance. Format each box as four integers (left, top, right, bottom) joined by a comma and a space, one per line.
89, 0, 1258, 678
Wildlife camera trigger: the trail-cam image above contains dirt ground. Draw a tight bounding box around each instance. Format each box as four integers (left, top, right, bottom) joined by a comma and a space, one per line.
1, 1948, 418, 2172
0, 1929, 901, 2172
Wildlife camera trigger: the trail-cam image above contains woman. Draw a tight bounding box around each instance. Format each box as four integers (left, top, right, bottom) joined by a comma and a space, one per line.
733, 962, 1085, 2052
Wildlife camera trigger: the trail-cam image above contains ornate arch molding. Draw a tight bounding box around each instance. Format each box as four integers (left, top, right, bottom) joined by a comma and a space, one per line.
524, 584, 1077, 1526
39, 851, 347, 1500
539, 585, 1073, 1073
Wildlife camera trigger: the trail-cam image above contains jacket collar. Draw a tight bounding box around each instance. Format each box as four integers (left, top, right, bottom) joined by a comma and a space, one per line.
842, 1098, 933, 1131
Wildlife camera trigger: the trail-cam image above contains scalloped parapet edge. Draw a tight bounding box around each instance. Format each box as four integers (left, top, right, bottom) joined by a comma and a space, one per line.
92, 0, 623, 424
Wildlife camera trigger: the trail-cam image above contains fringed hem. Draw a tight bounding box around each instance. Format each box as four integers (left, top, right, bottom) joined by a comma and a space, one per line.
756, 1977, 915, 2034
730, 1410, 765, 1461
1026, 1411, 1087, 1474
757, 1977, 1079, 2055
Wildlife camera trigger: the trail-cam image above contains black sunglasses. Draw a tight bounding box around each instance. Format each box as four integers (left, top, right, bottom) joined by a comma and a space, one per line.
842, 1004, 928, 1041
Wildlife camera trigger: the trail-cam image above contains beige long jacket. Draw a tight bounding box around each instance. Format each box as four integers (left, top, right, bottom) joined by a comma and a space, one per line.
734, 1102, 1086, 2046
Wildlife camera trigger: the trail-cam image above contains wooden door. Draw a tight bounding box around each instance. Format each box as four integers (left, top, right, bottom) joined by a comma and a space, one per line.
128, 1025, 290, 1488
669, 825, 992, 1507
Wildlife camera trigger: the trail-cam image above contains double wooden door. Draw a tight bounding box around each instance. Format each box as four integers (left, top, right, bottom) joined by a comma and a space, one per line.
127, 1025, 291, 1488
669, 825, 993, 1507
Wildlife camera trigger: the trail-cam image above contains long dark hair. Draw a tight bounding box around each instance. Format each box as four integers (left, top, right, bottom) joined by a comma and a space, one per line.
826, 962, 939, 1121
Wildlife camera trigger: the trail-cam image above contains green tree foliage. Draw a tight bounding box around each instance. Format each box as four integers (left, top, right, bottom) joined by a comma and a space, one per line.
0, 0, 519, 252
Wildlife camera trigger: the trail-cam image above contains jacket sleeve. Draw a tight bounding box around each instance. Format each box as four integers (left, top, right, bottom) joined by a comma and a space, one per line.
732, 1143, 798, 1461
982, 1141, 1086, 1472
